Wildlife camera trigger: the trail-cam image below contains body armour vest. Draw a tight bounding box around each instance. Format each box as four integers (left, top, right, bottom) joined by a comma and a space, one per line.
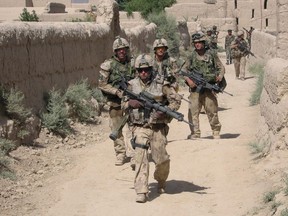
128, 77, 169, 126
188, 49, 218, 83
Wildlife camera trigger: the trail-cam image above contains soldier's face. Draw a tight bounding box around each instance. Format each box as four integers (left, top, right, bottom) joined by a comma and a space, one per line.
138, 68, 151, 81
194, 41, 204, 50
115, 48, 127, 61
155, 46, 166, 57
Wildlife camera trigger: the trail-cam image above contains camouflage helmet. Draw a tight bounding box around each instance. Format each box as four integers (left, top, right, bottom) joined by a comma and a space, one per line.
112, 36, 129, 51
191, 32, 206, 43
153, 38, 168, 50
135, 54, 153, 69
237, 30, 244, 36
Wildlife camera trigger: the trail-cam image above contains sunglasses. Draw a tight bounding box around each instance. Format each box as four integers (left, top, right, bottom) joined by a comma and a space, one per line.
137, 68, 151, 73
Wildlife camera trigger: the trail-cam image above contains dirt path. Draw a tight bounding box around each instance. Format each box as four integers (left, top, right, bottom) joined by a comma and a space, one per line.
9, 61, 272, 216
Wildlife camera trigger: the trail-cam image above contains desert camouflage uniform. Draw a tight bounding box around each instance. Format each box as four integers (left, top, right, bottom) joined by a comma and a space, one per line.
125, 76, 181, 195
186, 49, 225, 138
231, 33, 249, 79
99, 56, 135, 162
225, 33, 235, 64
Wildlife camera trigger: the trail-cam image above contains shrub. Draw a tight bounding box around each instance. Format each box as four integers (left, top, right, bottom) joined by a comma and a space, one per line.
249, 63, 265, 106
121, 0, 176, 19
19, 8, 39, 22
281, 208, 288, 216
0, 87, 32, 140
0, 138, 17, 156
64, 79, 96, 122
249, 141, 267, 155
41, 89, 71, 136
263, 191, 277, 203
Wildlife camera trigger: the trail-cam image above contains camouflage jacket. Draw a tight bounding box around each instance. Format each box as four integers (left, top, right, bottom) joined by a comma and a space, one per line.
99, 56, 135, 107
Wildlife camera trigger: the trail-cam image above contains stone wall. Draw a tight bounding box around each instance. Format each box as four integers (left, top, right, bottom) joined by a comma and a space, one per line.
0, 0, 157, 113
257, 58, 288, 152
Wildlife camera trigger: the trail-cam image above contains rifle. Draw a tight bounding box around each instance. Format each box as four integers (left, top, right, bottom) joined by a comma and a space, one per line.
108, 76, 193, 140
236, 38, 256, 58
120, 76, 192, 126
109, 114, 129, 141
179, 70, 233, 96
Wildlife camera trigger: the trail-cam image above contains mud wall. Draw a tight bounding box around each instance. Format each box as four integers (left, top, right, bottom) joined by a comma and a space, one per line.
257, 58, 288, 152
0, 1, 157, 112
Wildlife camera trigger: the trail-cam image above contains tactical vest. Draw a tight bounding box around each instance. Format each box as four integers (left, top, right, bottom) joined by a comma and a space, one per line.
128, 77, 169, 126
104, 57, 135, 103
153, 55, 176, 85
188, 50, 218, 82
108, 56, 135, 87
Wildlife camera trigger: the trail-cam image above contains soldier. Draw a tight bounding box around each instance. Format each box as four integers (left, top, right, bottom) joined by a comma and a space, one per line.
225, 29, 235, 65
152, 38, 183, 91
211, 25, 219, 40
98, 36, 136, 166
184, 32, 225, 139
206, 28, 217, 49
123, 54, 181, 203
230, 30, 249, 80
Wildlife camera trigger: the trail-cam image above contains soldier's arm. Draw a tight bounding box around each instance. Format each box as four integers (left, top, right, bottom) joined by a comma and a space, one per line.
214, 55, 225, 81
162, 85, 181, 111
98, 60, 121, 96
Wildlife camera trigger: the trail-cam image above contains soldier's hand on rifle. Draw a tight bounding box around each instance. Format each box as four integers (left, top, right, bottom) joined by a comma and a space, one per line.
128, 99, 143, 108
153, 111, 166, 120
116, 89, 124, 98
215, 75, 222, 82
184, 77, 197, 88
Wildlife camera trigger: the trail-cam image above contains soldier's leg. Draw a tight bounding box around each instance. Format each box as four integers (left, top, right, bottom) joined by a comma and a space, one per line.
133, 127, 151, 203
240, 56, 247, 80
187, 92, 201, 139
204, 91, 221, 138
150, 124, 170, 194
109, 107, 126, 165
225, 49, 230, 64
233, 57, 241, 78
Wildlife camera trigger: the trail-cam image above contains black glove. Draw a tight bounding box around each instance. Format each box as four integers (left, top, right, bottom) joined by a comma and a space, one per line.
154, 111, 166, 119
128, 99, 143, 108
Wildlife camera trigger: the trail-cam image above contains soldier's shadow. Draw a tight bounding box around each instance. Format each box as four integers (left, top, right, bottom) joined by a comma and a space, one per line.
148, 179, 209, 201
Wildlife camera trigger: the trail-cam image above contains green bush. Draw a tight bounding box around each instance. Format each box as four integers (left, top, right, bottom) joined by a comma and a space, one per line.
281, 208, 288, 216
121, 0, 176, 19
19, 8, 39, 22
0, 87, 32, 140
263, 191, 277, 203
64, 79, 95, 122
0, 138, 17, 156
249, 141, 267, 155
41, 89, 71, 136
249, 63, 265, 106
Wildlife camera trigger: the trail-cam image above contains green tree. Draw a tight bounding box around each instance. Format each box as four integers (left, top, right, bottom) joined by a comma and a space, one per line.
121, 0, 176, 19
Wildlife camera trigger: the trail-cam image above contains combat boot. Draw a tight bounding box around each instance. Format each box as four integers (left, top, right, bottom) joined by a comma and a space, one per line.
157, 181, 166, 194
213, 131, 221, 139
136, 193, 147, 203
115, 154, 125, 166
187, 134, 200, 140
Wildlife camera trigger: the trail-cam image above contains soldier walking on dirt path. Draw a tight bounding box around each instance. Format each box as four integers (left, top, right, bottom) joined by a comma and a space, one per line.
225, 29, 235, 65
98, 36, 136, 166
123, 54, 181, 203
230, 30, 249, 81
183, 32, 225, 140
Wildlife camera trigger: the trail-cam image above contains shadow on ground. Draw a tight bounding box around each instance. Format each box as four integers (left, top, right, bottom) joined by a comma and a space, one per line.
148, 179, 209, 201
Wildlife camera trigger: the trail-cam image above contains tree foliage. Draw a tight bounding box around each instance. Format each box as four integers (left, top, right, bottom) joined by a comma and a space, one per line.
119, 0, 176, 19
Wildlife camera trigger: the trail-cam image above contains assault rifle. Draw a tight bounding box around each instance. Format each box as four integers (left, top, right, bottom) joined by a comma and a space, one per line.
179, 70, 233, 96
236, 38, 256, 58
109, 76, 192, 140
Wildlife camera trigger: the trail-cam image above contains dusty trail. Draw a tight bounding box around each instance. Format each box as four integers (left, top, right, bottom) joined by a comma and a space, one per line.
18, 61, 270, 216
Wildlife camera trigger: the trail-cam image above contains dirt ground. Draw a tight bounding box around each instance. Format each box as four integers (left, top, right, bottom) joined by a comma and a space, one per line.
0, 59, 283, 216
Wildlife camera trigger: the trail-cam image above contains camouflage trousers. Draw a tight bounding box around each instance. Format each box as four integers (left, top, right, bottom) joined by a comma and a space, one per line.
132, 124, 170, 194
233, 56, 247, 78
225, 47, 233, 63
188, 90, 221, 137
109, 106, 126, 157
